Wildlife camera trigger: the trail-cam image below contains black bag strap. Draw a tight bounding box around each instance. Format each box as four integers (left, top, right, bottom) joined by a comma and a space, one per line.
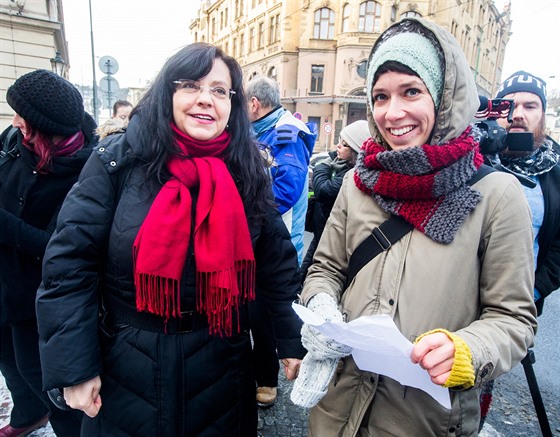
0, 127, 20, 168
344, 164, 496, 290
345, 214, 412, 289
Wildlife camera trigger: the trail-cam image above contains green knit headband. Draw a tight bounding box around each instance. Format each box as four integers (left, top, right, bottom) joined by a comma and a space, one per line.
367, 32, 443, 112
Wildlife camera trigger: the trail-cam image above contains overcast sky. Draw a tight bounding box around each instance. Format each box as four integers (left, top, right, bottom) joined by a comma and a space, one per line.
62, 0, 559, 91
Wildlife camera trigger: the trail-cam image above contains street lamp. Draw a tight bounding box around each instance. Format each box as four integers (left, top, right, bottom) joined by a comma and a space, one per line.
50, 51, 67, 77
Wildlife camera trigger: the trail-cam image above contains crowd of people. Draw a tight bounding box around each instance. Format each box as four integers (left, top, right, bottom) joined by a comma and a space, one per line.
0, 15, 557, 437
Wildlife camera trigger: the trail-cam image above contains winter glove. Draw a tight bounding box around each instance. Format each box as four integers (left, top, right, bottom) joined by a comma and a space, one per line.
300, 293, 352, 359
291, 293, 352, 408
290, 354, 338, 408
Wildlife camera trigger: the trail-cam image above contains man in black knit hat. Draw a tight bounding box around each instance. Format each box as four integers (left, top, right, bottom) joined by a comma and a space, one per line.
479, 70, 560, 430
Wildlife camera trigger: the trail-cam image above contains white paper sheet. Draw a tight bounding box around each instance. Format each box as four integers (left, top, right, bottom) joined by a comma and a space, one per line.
293, 303, 451, 409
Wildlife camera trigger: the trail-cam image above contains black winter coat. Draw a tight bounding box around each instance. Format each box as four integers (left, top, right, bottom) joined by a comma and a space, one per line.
534, 141, 560, 315
0, 123, 96, 324
36, 118, 305, 436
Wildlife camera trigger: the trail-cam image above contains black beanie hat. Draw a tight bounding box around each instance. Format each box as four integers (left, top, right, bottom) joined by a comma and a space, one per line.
496, 70, 547, 109
6, 69, 85, 136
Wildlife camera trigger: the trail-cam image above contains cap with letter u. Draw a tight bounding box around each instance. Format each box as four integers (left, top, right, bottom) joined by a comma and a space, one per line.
496, 70, 547, 109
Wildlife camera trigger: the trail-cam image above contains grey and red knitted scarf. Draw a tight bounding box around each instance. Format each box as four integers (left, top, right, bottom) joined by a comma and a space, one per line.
354, 127, 484, 244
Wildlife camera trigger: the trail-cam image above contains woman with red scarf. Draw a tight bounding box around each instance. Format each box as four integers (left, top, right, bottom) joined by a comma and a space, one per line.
0, 70, 95, 436
35, 43, 304, 436
292, 19, 537, 436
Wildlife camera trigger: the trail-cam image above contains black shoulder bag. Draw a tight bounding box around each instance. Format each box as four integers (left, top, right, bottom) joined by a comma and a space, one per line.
0, 127, 20, 169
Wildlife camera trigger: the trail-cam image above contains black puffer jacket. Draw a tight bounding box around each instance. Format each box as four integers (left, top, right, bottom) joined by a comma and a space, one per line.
36, 117, 305, 436
0, 121, 96, 324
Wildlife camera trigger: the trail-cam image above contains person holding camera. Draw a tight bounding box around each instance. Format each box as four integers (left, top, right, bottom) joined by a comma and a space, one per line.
291, 18, 537, 436
479, 71, 560, 429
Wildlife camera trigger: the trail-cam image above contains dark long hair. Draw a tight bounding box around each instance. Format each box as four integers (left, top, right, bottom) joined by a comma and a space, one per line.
130, 42, 274, 216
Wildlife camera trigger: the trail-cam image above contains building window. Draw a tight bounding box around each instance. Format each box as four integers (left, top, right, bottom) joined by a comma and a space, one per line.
401, 10, 422, 19
235, 0, 243, 18
310, 65, 324, 94
249, 27, 255, 51
342, 4, 350, 32
232, 37, 237, 56
308, 117, 321, 141
356, 60, 367, 79
240, 34, 245, 56
258, 22, 264, 48
269, 14, 279, 43
224, 7, 228, 25
268, 66, 277, 81
390, 5, 397, 22
314, 8, 335, 39
359, 1, 381, 33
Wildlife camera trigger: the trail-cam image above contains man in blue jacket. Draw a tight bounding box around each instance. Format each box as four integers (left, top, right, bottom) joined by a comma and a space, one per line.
246, 76, 316, 407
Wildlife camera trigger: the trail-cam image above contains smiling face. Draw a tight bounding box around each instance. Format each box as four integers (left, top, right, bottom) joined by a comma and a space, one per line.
371, 71, 436, 150
172, 58, 232, 141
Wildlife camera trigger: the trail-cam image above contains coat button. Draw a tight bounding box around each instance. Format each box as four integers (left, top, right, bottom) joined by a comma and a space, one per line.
18, 196, 24, 205
370, 376, 375, 383
449, 427, 456, 433
110, 161, 117, 167
389, 299, 395, 305
98, 147, 105, 152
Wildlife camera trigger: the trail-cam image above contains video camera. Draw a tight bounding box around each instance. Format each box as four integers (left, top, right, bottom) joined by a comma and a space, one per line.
474, 96, 536, 188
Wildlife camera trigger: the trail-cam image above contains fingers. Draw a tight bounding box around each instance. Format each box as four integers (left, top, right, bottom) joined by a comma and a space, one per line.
64, 376, 102, 417
411, 333, 455, 385
281, 358, 302, 381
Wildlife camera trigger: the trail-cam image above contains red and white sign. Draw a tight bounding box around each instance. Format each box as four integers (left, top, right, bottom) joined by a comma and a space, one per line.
293, 111, 303, 120
323, 122, 333, 134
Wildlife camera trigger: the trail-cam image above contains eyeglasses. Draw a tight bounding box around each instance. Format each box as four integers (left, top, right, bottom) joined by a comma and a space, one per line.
173, 79, 236, 100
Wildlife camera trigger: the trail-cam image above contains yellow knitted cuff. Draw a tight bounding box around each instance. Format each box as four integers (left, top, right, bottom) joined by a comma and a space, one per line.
415, 329, 475, 389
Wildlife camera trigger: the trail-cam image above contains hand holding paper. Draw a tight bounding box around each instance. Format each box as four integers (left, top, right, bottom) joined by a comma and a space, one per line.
292, 303, 451, 409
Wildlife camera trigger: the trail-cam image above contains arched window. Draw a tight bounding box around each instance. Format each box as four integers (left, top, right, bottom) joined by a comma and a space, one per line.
359, 1, 381, 33
314, 8, 335, 39
342, 4, 350, 33
356, 60, 368, 79
401, 10, 422, 19
268, 66, 277, 81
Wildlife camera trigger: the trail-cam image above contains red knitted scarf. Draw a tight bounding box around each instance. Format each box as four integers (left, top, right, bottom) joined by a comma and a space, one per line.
354, 127, 484, 244
133, 124, 255, 336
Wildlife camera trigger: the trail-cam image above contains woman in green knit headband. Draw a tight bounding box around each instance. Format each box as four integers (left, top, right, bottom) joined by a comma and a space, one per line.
293, 18, 537, 436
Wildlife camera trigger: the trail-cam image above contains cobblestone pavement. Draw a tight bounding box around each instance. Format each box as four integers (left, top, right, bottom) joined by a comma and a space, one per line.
2, 368, 559, 436
3, 290, 559, 436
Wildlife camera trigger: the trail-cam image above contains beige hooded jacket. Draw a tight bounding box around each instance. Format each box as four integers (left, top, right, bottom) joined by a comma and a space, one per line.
301, 18, 537, 437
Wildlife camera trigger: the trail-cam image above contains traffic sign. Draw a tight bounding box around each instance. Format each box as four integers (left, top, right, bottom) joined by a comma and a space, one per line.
99, 56, 119, 75
323, 122, 333, 134
293, 112, 303, 120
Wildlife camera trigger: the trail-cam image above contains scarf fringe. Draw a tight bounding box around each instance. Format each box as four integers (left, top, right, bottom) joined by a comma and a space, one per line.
196, 260, 256, 337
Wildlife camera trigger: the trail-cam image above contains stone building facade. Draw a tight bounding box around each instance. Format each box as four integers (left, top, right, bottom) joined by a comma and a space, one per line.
190, 0, 511, 150
0, 0, 68, 127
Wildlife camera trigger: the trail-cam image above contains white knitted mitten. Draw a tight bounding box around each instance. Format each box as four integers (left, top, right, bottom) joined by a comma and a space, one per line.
301, 293, 352, 360
290, 354, 338, 408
